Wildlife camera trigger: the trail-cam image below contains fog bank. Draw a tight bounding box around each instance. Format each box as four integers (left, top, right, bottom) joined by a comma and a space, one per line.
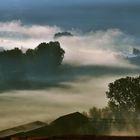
0, 21, 139, 130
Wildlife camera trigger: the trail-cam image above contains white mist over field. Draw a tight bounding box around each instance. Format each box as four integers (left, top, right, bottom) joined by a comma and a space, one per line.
0, 21, 138, 67
0, 21, 139, 130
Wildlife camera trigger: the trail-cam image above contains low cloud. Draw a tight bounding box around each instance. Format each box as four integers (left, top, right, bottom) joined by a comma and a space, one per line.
0, 20, 138, 68
57, 30, 137, 68
0, 20, 61, 49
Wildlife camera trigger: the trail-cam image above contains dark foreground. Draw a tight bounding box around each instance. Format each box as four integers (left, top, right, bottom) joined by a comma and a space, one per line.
5, 135, 140, 140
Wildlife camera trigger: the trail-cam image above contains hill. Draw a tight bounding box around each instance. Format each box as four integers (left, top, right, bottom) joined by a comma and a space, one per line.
0, 112, 89, 139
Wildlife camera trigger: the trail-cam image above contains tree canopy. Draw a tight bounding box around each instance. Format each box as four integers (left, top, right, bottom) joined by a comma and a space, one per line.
54, 32, 73, 39
0, 41, 65, 81
106, 76, 140, 113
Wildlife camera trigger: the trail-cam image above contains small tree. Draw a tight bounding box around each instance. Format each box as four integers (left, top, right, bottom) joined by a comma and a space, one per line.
106, 76, 140, 113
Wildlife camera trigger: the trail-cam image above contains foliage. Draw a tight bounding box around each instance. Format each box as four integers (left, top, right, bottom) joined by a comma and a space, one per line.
106, 76, 140, 113
0, 41, 65, 81
84, 105, 140, 135
54, 32, 73, 39
82, 107, 114, 135
84, 76, 140, 134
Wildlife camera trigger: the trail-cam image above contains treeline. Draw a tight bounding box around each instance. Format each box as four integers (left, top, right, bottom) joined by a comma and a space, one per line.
83, 76, 140, 135
0, 41, 65, 81
83, 106, 140, 135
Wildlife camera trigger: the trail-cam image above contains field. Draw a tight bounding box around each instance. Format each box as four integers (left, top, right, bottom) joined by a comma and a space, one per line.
8, 135, 140, 140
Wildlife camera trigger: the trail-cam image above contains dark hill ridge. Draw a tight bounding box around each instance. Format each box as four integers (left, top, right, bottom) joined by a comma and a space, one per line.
50, 112, 89, 135
1, 112, 140, 139
0, 112, 89, 138
51, 112, 89, 126
0, 121, 47, 138
22, 112, 89, 137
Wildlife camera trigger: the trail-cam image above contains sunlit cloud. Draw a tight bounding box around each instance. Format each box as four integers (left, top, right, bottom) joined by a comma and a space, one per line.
0, 20, 137, 68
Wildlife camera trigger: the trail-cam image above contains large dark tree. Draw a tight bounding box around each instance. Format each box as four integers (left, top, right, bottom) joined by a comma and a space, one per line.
25, 41, 65, 74
0, 41, 65, 80
106, 76, 140, 113
33, 41, 65, 70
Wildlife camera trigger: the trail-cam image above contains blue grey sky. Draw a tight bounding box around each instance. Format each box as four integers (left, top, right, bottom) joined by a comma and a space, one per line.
0, 0, 140, 35
0, 0, 140, 8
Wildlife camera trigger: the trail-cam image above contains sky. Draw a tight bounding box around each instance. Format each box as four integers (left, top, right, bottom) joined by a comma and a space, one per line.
0, 0, 140, 130
0, 0, 140, 36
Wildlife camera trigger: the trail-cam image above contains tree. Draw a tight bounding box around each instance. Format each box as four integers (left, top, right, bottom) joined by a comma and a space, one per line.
0, 41, 65, 80
89, 107, 102, 120
26, 48, 34, 57
83, 106, 113, 135
33, 41, 65, 73
106, 76, 140, 113
0, 48, 25, 81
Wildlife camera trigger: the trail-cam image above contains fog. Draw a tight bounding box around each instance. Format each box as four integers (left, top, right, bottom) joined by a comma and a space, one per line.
0, 21, 138, 67
0, 21, 139, 130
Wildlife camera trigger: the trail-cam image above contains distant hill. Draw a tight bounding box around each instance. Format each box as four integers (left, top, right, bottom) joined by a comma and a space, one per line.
0, 112, 89, 138
133, 48, 140, 55
127, 48, 140, 65
22, 112, 89, 137
50, 112, 89, 135
0, 121, 47, 138
1, 112, 140, 139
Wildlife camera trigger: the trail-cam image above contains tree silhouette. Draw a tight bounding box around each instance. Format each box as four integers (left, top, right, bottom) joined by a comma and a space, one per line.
0, 48, 25, 80
106, 76, 140, 113
33, 42, 65, 71
0, 41, 65, 81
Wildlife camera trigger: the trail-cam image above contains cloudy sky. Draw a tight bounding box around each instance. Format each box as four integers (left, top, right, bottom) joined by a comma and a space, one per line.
0, 0, 140, 34
0, 0, 140, 130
